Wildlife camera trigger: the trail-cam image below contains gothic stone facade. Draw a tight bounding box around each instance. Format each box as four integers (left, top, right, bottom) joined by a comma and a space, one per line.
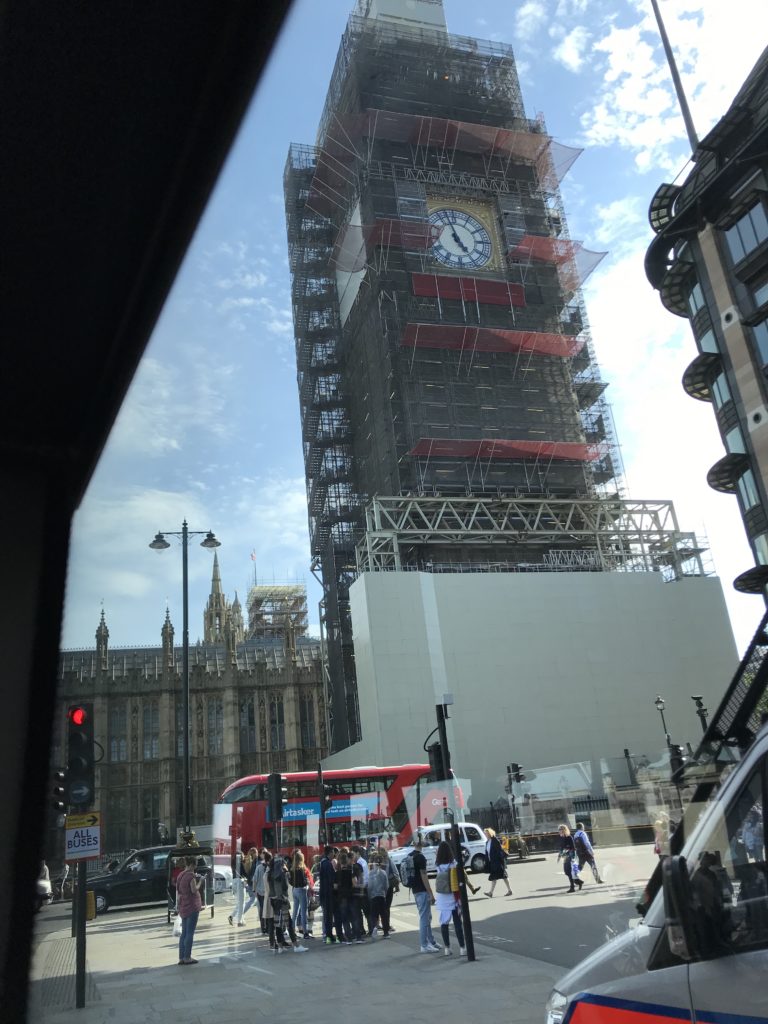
52, 609, 327, 857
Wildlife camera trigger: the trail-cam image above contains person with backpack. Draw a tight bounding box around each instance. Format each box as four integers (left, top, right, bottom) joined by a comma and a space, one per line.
434, 840, 465, 956
573, 821, 603, 883
408, 834, 440, 952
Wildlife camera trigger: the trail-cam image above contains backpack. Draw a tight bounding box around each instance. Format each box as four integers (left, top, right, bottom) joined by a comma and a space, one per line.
399, 852, 416, 888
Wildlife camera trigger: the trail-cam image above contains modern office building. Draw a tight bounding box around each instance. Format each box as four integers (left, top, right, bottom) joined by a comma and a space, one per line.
646, 46, 768, 596
51, 571, 326, 857
284, 0, 734, 755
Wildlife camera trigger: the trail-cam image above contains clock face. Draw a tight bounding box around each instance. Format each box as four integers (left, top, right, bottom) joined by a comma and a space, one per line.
428, 207, 493, 270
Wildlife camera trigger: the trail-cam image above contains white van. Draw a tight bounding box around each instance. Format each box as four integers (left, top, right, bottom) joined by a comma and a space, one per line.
390, 821, 489, 874
545, 721, 768, 1023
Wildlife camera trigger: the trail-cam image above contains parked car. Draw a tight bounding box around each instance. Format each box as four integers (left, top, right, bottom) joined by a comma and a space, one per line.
389, 822, 489, 874
87, 845, 175, 914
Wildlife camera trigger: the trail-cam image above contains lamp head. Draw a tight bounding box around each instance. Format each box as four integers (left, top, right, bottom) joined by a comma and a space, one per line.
200, 531, 221, 549
149, 532, 170, 551
654, 695, 665, 712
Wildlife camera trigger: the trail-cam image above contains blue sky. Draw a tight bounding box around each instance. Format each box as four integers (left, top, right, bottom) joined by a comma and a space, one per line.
62, 0, 767, 654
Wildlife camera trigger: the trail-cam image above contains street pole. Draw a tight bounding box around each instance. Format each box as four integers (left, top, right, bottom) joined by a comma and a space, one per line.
623, 748, 638, 787
150, 522, 220, 840
435, 699, 475, 961
182, 520, 191, 834
691, 695, 709, 734
318, 761, 327, 848
451, 822, 476, 962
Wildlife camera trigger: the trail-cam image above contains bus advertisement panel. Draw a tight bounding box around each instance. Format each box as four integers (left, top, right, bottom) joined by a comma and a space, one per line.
213, 763, 464, 861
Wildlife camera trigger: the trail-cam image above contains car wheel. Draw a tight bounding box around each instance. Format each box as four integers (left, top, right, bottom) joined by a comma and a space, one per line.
94, 892, 110, 914
470, 854, 488, 874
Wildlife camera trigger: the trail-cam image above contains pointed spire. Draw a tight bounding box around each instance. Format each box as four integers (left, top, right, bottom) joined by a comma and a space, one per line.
161, 604, 175, 668
211, 551, 223, 595
232, 590, 241, 610
96, 607, 109, 670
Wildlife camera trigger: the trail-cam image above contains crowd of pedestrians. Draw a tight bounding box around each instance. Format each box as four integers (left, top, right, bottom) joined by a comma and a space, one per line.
206, 821, 606, 963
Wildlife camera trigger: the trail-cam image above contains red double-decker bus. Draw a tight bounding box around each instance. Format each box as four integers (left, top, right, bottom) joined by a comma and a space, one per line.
213, 764, 463, 859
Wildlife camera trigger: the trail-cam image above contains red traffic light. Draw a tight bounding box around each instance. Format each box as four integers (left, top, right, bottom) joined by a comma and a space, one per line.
68, 706, 87, 727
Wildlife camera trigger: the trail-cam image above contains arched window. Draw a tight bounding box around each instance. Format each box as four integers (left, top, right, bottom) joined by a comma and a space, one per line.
109, 704, 128, 763
142, 701, 159, 760
207, 697, 224, 755
300, 694, 316, 749
239, 695, 257, 753
270, 694, 285, 751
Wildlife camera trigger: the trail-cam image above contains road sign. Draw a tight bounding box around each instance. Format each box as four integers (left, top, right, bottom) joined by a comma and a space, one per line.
65, 811, 101, 860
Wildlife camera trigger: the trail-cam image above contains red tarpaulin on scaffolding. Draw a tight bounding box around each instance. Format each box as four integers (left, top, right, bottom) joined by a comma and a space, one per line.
412, 273, 526, 307
401, 322, 584, 358
409, 438, 603, 461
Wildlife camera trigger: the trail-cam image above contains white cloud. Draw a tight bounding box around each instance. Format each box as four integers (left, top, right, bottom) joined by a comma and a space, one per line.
580, 1, 767, 172
515, 1, 547, 42
551, 25, 591, 72
105, 356, 236, 457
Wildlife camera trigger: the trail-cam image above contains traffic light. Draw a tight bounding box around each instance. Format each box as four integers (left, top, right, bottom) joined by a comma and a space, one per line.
66, 703, 95, 808
52, 769, 68, 811
428, 741, 447, 780
323, 785, 333, 814
267, 772, 288, 820
511, 762, 526, 784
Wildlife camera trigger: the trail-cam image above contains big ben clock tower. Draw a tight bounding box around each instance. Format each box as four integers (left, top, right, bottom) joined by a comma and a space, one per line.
283, 0, 703, 753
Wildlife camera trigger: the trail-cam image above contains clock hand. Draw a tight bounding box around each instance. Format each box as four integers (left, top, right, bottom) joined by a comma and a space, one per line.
450, 228, 470, 253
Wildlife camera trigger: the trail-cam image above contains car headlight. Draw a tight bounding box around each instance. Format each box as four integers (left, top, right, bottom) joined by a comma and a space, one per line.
545, 990, 568, 1024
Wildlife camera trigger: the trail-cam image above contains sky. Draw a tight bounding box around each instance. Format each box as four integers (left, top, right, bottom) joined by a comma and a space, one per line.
62, 0, 767, 656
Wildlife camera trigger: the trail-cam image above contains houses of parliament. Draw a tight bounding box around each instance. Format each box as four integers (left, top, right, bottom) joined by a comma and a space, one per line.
51, 555, 327, 856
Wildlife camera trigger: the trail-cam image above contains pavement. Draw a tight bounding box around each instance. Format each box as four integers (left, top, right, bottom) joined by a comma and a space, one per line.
28, 886, 564, 1024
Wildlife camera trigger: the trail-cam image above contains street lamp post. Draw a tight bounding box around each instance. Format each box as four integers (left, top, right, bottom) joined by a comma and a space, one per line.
691, 695, 709, 734
654, 694, 671, 746
150, 520, 221, 835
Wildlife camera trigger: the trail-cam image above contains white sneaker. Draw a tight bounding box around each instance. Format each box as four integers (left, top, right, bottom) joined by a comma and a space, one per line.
444, 947, 453, 956
428, 942, 441, 952
459, 946, 467, 956
293, 945, 308, 953
371, 926, 378, 937
420, 945, 437, 953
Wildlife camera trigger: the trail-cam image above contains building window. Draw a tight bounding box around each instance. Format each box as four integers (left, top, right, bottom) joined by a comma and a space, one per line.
725, 426, 746, 454
686, 280, 705, 317
109, 704, 128, 763
300, 694, 316, 749
725, 202, 768, 263
176, 702, 185, 757
737, 469, 760, 511
752, 320, 768, 367
751, 277, 768, 309
141, 788, 160, 847
270, 694, 286, 751
207, 698, 224, 755
142, 701, 159, 760
239, 695, 257, 754
697, 328, 718, 354
754, 533, 768, 566
711, 371, 731, 409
